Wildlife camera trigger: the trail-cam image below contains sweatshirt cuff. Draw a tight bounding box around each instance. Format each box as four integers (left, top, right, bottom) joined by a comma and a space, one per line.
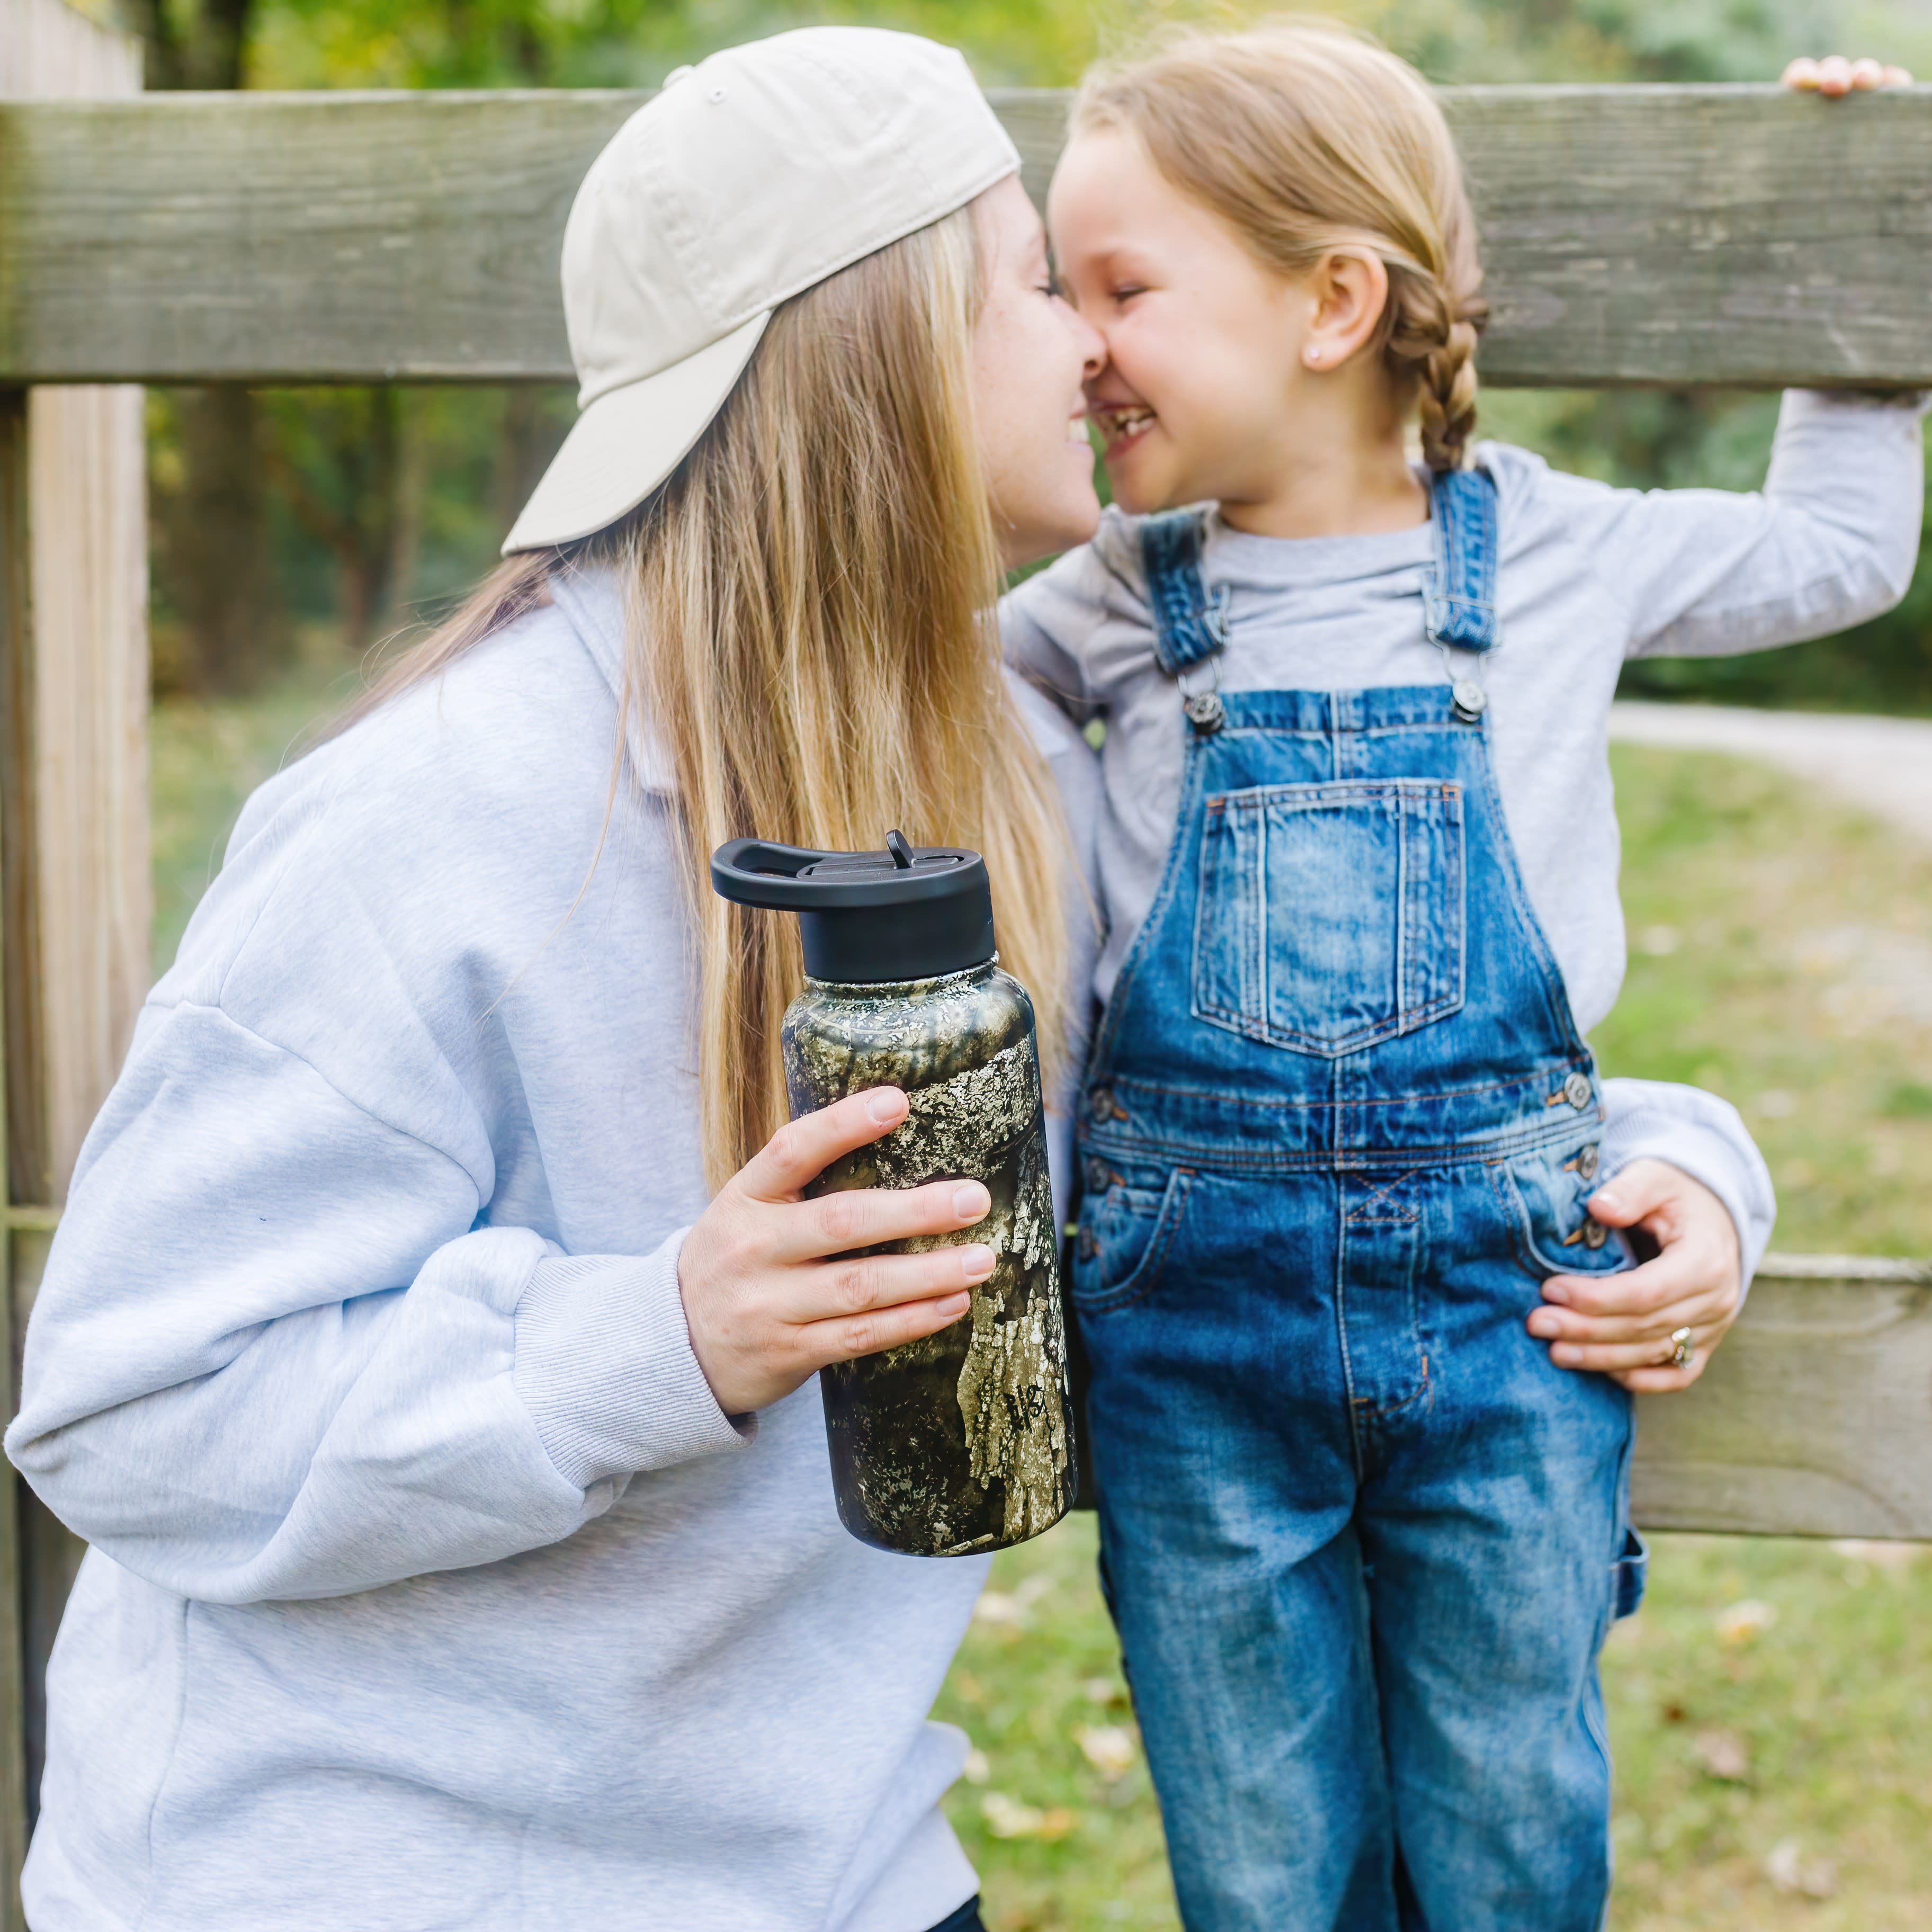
1599, 1078, 1776, 1298
512, 1231, 753, 1490
1782, 387, 1932, 423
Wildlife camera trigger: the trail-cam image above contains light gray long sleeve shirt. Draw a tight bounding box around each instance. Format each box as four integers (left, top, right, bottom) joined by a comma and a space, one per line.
1001, 391, 1927, 1037
6, 565, 1772, 1931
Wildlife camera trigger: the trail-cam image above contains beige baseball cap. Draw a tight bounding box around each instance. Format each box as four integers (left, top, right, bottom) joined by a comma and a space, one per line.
503, 27, 1020, 553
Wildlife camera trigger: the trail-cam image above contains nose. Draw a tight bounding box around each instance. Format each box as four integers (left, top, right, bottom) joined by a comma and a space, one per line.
1067, 305, 1107, 383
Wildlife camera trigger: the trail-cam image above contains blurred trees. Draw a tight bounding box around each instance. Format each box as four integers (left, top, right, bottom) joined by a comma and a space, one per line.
123, 0, 284, 694
131, 0, 1932, 708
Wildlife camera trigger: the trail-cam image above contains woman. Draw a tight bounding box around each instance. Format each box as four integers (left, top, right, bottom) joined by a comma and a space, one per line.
7, 26, 1765, 1932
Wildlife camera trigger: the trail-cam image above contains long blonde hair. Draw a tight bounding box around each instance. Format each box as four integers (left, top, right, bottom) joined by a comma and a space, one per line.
1075, 18, 1487, 470
350, 205, 1069, 1188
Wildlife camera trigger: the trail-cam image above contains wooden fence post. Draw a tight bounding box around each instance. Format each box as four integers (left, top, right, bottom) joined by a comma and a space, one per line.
0, 0, 148, 1915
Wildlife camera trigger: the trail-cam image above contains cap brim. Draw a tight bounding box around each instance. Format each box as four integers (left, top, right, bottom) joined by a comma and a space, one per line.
502, 311, 772, 553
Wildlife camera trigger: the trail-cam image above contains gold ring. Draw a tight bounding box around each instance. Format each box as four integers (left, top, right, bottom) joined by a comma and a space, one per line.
1668, 1326, 1694, 1369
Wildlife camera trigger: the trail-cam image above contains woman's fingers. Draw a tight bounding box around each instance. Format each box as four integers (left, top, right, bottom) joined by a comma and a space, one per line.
806, 1290, 976, 1368
1610, 1358, 1711, 1394
802, 1240, 996, 1324
772, 1176, 991, 1265
1539, 1259, 1687, 1321
768, 1245, 992, 1382
1528, 1289, 1723, 1352
1533, 1310, 1712, 1371
737, 1088, 909, 1203
1784, 53, 1911, 93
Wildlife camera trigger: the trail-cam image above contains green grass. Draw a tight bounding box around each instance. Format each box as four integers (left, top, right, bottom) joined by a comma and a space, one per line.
150, 709, 1932, 1927
1596, 745, 1932, 1257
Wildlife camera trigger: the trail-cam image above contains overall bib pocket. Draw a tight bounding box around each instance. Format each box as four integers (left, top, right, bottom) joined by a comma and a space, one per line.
1073, 1169, 1192, 1315
1192, 779, 1465, 1057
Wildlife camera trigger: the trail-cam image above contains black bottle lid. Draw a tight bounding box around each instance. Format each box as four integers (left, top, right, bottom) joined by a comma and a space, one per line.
711, 831, 997, 985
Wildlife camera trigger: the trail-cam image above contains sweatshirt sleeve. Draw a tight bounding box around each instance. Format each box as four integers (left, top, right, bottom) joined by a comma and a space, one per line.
1561, 390, 1927, 660
4, 999, 747, 1607
999, 543, 1121, 722
1599, 1077, 1776, 1294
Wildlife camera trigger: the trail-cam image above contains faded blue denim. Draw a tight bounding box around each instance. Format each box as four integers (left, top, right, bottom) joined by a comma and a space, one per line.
1073, 477, 1644, 1931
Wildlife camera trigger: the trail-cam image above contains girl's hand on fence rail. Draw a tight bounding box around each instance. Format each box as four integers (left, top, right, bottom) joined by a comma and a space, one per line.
1782, 55, 1912, 94
1526, 1159, 1743, 1394
677, 1087, 992, 1416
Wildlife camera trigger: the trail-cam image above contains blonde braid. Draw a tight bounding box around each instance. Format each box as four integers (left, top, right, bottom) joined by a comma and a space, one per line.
1388, 271, 1488, 472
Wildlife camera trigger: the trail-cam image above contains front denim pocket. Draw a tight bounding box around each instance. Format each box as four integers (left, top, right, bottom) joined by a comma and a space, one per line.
1497, 1144, 1630, 1280
1072, 1170, 1192, 1314
1192, 779, 1465, 1057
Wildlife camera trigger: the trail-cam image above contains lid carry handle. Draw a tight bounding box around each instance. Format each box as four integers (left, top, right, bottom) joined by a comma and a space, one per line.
710, 837, 837, 910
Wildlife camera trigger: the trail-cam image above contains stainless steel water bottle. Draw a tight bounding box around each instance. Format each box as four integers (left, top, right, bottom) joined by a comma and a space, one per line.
711, 831, 1075, 1557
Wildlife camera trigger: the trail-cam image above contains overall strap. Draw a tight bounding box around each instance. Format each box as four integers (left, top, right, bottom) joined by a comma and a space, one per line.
1139, 510, 1229, 677
1423, 467, 1498, 652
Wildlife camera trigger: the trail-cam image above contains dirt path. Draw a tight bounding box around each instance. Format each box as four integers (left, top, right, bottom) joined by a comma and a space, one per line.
1608, 701, 1932, 849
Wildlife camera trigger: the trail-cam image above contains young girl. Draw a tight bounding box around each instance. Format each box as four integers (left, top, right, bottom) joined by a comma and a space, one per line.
1004, 24, 1922, 1929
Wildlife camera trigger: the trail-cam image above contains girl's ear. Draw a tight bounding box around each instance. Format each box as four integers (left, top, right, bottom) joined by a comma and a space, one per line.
1300, 249, 1391, 372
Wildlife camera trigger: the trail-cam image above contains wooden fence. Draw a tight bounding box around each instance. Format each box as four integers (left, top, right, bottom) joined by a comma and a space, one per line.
1, 30, 1930, 1924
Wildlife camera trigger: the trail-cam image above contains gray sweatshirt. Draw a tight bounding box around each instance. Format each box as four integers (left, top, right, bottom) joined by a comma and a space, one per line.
1001, 391, 1927, 1036
7, 565, 1771, 1931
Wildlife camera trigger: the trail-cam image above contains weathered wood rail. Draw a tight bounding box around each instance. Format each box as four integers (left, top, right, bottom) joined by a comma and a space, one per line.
0, 55, 1929, 1924
1632, 1255, 1932, 1537
1, 84, 1931, 386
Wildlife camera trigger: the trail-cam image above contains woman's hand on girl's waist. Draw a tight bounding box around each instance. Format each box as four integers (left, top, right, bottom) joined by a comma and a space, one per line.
676, 1088, 994, 1417
1525, 1158, 1743, 1392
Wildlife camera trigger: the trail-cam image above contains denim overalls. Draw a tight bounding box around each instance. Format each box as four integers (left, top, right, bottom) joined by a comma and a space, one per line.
1072, 472, 1647, 1932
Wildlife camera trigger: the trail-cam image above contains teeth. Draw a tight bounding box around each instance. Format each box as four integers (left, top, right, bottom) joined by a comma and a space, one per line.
1098, 406, 1155, 440
1068, 418, 1092, 443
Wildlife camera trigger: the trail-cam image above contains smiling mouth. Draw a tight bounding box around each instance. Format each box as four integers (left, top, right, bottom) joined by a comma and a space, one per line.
1092, 404, 1156, 450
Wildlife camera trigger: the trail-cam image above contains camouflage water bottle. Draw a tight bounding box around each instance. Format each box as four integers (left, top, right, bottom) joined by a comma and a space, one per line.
711, 832, 1075, 1557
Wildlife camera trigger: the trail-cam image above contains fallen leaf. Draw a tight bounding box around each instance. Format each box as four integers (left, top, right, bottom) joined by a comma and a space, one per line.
1692, 1730, 1750, 1782
1076, 1724, 1138, 1779
1714, 1598, 1778, 1647
979, 1792, 1078, 1841
973, 1592, 1024, 1627
1831, 1539, 1919, 1572
1767, 1838, 1839, 1899
980, 1792, 1044, 1839
971, 1574, 1058, 1629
